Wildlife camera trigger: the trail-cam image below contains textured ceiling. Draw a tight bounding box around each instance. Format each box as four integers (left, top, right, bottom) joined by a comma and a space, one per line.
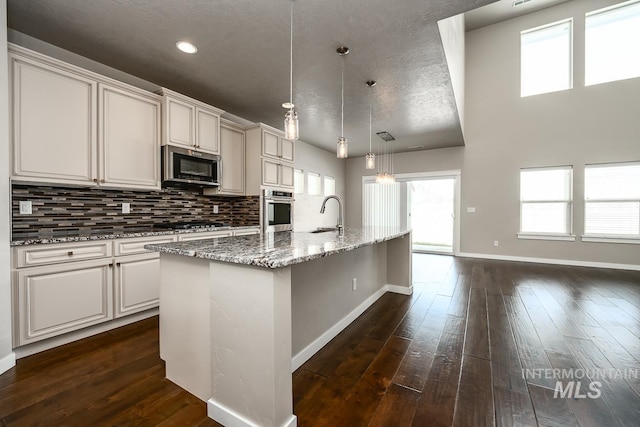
7, 0, 498, 157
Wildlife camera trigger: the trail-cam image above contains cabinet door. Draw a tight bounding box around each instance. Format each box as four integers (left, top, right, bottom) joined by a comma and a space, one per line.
219, 125, 245, 195
114, 254, 160, 318
262, 129, 280, 159
262, 159, 280, 187
280, 163, 295, 188
196, 108, 220, 154
11, 55, 97, 185
166, 96, 195, 148
280, 137, 295, 162
15, 259, 113, 345
99, 84, 161, 189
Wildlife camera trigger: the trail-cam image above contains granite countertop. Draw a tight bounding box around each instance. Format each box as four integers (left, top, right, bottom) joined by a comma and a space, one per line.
10, 225, 260, 246
144, 227, 411, 269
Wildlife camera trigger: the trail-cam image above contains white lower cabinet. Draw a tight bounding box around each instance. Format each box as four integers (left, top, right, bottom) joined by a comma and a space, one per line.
114, 253, 161, 318
15, 258, 113, 345
12, 235, 177, 347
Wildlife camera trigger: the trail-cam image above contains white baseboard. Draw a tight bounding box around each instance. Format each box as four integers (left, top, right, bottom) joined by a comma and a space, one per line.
207, 398, 297, 427
292, 283, 412, 371
0, 352, 16, 375
14, 308, 159, 359
458, 252, 640, 271
387, 284, 413, 295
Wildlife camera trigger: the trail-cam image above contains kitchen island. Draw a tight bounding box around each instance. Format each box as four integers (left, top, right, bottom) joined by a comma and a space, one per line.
145, 227, 412, 427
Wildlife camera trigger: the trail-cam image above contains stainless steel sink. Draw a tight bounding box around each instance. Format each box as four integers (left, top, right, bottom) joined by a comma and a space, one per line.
311, 227, 338, 233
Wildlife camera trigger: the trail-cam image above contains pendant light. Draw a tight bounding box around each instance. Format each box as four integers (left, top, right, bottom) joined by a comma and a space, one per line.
365, 80, 376, 170
375, 131, 396, 184
336, 46, 349, 158
283, 0, 299, 140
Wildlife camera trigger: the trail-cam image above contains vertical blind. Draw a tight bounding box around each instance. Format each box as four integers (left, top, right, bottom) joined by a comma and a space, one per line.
585, 162, 640, 236
363, 181, 401, 228
520, 166, 573, 234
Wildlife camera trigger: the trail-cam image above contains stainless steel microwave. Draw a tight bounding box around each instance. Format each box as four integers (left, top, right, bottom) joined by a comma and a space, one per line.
162, 145, 221, 187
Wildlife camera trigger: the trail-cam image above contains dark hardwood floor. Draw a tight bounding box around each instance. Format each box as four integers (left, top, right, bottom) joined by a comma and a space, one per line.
1, 254, 640, 426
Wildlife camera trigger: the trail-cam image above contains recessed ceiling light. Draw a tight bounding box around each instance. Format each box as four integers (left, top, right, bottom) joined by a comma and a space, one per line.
176, 41, 198, 54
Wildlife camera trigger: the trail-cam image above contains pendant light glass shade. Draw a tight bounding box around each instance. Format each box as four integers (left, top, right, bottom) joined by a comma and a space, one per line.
337, 137, 348, 158
365, 152, 376, 169
365, 80, 376, 169
336, 47, 349, 158
283, 0, 299, 140
284, 109, 299, 140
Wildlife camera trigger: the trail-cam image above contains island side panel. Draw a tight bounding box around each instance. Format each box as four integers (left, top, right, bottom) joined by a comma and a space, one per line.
207, 261, 296, 427
159, 253, 212, 402
387, 231, 413, 295
290, 242, 388, 360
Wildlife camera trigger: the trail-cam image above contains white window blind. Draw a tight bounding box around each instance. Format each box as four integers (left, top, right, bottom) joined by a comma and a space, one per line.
363, 181, 401, 228
307, 172, 321, 196
324, 176, 335, 196
586, 0, 640, 86
294, 169, 304, 194
585, 162, 640, 237
520, 166, 573, 235
521, 20, 572, 97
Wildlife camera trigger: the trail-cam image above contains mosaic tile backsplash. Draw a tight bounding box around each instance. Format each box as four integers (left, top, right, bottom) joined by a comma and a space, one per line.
11, 184, 260, 240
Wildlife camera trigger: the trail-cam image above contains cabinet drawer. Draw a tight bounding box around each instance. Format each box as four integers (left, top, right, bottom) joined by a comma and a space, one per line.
114, 235, 177, 256
15, 241, 112, 268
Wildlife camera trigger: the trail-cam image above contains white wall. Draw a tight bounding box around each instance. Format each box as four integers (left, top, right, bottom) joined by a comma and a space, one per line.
461, 0, 640, 266
1, 0, 16, 375
346, 0, 640, 268
293, 141, 346, 232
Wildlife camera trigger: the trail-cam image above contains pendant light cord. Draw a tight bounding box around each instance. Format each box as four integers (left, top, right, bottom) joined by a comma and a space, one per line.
341, 56, 344, 137
289, 0, 293, 106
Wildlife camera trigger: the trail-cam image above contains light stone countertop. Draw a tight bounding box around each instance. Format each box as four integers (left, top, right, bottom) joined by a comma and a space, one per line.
144, 227, 411, 269
10, 225, 260, 246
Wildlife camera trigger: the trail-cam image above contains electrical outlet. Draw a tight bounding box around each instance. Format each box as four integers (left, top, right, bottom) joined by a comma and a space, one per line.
494, 240, 499, 247
213, 205, 219, 214
122, 202, 131, 214
467, 207, 476, 213
19, 201, 32, 215
352, 278, 357, 291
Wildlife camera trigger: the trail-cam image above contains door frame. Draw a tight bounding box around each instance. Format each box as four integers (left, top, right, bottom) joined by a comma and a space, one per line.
397, 170, 461, 256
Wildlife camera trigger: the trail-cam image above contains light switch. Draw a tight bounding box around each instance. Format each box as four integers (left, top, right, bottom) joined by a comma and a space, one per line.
122, 202, 131, 214
467, 207, 476, 213
213, 205, 219, 214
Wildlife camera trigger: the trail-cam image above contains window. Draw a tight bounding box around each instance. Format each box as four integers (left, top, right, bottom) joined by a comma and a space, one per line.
307, 172, 321, 196
519, 166, 573, 238
521, 19, 572, 97
323, 176, 335, 197
294, 169, 304, 194
586, 0, 640, 86
584, 162, 640, 239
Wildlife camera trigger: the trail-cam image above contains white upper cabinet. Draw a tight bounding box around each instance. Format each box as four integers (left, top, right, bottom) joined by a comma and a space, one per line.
159, 88, 224, 155
261, 128, 295, 162
10, 53, 97, 185
99, 84, 161, 189
9, 45, 162, 190
245, 123, 296, 194
217, 121, 246, 195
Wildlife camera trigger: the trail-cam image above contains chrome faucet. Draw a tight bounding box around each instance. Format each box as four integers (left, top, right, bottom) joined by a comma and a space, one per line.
320, 195, 344, 236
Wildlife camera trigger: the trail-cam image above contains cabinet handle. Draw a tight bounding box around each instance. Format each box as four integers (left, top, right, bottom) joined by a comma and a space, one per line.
100, 179, 105, 183
67, 251, 74, 256
116, 262, 121, 267
92, 178, 98, 183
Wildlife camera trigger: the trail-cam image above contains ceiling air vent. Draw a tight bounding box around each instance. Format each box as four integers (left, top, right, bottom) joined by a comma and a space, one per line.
512, 0, 533, 7
408, 145, 424, 150
376, 131, 395, 142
